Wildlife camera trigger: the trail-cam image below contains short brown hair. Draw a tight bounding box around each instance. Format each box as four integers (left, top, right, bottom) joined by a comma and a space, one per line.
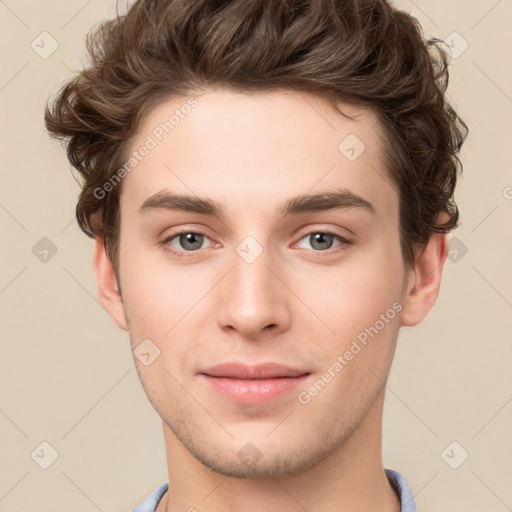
45, 0, 468, 271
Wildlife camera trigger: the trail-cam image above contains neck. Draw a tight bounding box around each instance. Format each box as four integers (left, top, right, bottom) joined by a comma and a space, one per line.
158, 388, 400, 512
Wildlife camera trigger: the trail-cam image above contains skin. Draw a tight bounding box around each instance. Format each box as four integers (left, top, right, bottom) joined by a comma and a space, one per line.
93, 88, 448, 512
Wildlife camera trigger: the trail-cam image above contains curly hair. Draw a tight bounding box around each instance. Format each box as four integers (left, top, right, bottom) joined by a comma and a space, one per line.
44, 0, 468, 271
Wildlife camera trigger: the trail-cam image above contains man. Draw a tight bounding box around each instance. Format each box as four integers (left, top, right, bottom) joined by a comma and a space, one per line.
44, 0, 467, 510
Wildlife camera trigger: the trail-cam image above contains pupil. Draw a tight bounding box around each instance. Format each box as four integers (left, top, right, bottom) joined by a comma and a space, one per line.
311, 233, 332, 250
181, 233, 202, 250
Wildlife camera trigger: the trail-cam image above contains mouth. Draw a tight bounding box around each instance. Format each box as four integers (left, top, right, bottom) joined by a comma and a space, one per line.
199, 362, 311, 404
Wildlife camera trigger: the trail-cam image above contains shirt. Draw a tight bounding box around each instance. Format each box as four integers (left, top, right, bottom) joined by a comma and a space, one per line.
131, 468, 417, 511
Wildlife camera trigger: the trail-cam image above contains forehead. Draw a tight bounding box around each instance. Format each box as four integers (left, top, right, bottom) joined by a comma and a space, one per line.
120, 88, 397, 221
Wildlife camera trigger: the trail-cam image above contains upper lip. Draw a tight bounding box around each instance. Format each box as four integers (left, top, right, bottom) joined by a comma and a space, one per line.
200, 362, 309, 379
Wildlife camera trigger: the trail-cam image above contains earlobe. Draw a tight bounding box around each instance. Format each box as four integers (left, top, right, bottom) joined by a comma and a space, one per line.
92, 237, 128, 331
400, 232, 449, 327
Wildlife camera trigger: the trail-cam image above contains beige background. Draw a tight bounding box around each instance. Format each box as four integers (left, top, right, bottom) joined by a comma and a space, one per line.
1, 0, 511, 510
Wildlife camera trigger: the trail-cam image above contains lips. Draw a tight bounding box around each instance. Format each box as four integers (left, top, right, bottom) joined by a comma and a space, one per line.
201, 362, 308, 379
199, 362, 311, 404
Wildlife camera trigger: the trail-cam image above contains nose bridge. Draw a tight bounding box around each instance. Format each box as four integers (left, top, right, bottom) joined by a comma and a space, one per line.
216, 238, 290, 336
232, 247, 273, 301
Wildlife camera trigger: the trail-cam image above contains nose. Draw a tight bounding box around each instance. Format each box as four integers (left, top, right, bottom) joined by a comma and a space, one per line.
216, 246, 291, 339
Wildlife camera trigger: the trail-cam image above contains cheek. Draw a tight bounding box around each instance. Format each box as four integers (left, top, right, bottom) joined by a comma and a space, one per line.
118, 237, 185, 335
118, 242, 225, 382
122, 261, 209, 336
292, 254, 403, 411
294, 241, 405, 342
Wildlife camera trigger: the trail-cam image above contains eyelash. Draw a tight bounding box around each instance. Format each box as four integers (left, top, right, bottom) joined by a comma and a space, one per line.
160, 229, 353, 259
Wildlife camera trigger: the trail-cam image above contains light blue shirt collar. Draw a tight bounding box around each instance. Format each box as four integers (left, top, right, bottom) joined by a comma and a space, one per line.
132, 469, 416, 511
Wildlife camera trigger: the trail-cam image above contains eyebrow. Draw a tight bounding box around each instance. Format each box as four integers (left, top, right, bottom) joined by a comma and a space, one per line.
138, 188, 376, 218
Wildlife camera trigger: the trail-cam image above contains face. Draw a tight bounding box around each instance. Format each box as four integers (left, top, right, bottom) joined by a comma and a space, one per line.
108, 88, 411, 478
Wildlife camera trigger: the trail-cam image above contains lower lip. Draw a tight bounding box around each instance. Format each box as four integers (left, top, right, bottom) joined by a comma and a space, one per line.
201, 374, 310, 404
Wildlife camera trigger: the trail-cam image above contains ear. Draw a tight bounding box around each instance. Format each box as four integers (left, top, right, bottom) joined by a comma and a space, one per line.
92, 237, 128, 331
400, 229, 449, 327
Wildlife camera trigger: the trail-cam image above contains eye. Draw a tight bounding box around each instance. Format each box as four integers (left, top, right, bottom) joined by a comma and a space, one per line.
161, 230, 214, 256
295, 231, 352, 252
